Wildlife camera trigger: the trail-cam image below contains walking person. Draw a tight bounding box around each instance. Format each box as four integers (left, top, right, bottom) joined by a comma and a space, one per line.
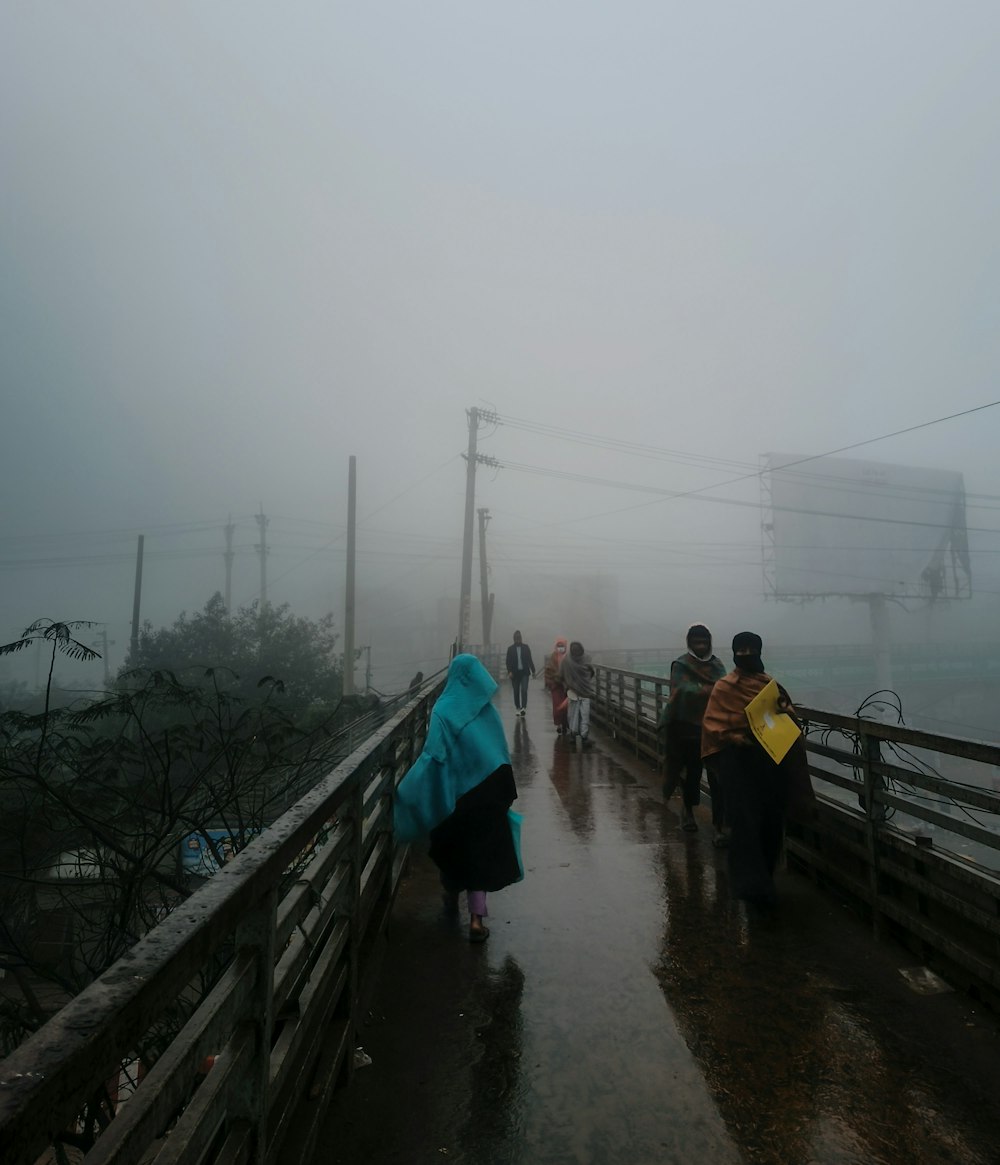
543, 636, 570, 733
560, 640, 595, 748
505, 630, 536, 717
700, 632, 809, 909
658, 624, 726, 837
394, 654, 522, 942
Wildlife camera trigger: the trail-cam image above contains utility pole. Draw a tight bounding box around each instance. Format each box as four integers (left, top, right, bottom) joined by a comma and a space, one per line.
344, 456, 357, 696
868, 595, 893, 695
477, 507, 495, 647
92, 628, 115, 687
130, 534, 145, 666
223, 515, 235, 613
254, 505, 269, 609
458, 407, 499, 649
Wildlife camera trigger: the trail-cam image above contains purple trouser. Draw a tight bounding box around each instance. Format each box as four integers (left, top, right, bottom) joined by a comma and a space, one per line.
442, 875, 488, 918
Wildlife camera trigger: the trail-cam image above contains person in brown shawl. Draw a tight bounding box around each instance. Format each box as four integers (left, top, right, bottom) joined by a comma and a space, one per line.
543, 636, 570, 733
658, 624, 726, 837
701, 631, 812, 908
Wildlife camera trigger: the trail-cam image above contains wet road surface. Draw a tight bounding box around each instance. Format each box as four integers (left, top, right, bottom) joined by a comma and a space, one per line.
318, 687, 1000, 1164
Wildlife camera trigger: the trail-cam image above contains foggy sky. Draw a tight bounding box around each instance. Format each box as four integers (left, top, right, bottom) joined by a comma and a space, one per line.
3, 2, 1000, 689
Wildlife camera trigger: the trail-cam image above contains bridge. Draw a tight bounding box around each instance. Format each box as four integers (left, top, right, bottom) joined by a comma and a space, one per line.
1, 661, 1000, 1163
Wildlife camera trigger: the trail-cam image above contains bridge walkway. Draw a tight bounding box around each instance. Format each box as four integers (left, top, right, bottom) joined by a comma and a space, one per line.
317, 682, 1000, 1165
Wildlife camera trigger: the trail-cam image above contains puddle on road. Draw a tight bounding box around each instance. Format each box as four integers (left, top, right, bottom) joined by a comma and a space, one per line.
322, 707, 1000, 1165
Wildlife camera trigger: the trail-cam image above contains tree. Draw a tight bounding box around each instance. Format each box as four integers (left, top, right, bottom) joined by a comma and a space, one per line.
127, 594, 344, 715
0, 614, 377, 1067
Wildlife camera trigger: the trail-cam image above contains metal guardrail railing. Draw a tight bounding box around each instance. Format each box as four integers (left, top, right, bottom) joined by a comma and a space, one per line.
591, 664, 1000, 1009
0, 681, 444, 1165
5, 663, 999, 1164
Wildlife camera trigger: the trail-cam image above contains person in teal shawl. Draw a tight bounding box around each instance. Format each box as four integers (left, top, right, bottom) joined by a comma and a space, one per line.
395, 654, 521, 943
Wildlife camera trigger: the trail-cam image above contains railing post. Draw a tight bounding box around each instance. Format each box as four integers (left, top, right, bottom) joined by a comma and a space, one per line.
632, 675, 641, 756
232, 886, 277, 1163
860, 725, 886, 940
338, 779, 365, 1085
654, 681, 664, 772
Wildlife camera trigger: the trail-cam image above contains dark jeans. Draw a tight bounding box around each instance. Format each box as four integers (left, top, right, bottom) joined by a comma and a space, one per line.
718, 744, 787, 904
511, 671, 530, 710
705, 757, 725, 831
664, 729, 703, 809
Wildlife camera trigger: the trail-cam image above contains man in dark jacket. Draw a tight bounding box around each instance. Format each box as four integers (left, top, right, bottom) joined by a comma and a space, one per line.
505, 630, 536, 717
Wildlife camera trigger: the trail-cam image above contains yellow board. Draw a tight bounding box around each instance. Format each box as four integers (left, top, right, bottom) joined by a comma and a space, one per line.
744, 678, 801, 764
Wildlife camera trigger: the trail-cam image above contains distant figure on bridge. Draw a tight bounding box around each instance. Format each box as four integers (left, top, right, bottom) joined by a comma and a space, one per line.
658, 624, 726, 838
505, 630, 536, 718
560, 640, 595, 748
543, 637, 570, 733
408, 670, 424, 694
394, 654, 522, 943
701, 632, 810, 909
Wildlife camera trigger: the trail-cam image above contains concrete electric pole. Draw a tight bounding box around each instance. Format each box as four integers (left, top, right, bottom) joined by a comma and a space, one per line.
254, 505, 269, 609
344, 456, 357, 696
457, 408, 499, 649
223, 516, 235, 613
477, 507, 495, 647
92, 627, 116, 687
130, 534, 145, 666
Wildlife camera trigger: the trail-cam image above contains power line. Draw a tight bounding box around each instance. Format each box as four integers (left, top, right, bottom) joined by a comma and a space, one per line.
768, 399, 1000, 472
234, 456, 462, 606
494, 399, 1000, 526
497, 400, 1000, 479
495, 458, 998, 536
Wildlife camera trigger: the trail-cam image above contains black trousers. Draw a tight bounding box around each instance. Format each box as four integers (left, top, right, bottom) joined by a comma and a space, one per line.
510, 671, 530, 710
705, 758, 725, 831
664, 730, 704, 810
718, 744, 787, 904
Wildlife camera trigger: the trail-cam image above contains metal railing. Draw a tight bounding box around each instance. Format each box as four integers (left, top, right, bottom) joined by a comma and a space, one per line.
591, 664, 1000, 1009
0, 683, 443, 1165
5, 663, 1000, 1165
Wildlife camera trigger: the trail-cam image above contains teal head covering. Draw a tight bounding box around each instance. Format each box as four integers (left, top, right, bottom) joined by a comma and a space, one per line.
394, 654, 511, 842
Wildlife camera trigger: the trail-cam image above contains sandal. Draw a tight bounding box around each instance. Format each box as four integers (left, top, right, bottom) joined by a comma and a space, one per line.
469, 924, 490, 944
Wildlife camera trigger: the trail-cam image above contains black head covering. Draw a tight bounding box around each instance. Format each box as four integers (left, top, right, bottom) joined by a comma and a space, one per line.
732, 631, 764, 673
732, 631, 762, 654
686, 624, 711, 646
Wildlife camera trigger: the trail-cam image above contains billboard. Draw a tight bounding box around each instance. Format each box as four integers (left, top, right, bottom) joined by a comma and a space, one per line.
180, 830, 248, 876
763, 454, 970, 600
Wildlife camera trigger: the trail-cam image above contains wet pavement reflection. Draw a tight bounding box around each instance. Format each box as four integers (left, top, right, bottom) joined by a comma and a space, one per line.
319, 689, 1000, 1164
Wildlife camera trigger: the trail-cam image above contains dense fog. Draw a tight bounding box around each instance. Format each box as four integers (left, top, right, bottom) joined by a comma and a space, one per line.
3, 3, 1000, 728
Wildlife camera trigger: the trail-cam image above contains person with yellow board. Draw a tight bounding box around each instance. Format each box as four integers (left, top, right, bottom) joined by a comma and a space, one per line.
700, 632, 812, 910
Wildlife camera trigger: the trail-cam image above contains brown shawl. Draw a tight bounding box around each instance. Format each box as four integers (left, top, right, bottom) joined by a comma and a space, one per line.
544, 639, 568, 689
701, 669, 815, 811
701, 670, 778, 758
